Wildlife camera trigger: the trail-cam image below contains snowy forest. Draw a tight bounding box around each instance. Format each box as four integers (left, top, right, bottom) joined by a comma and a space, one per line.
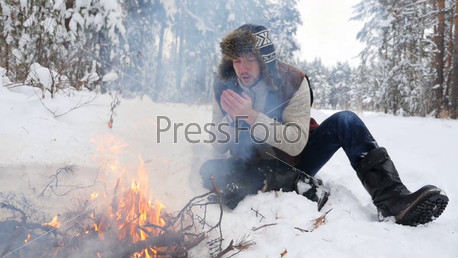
1, 0, 458, 119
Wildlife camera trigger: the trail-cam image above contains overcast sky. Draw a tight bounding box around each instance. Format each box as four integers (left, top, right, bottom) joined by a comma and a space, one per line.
295, 0, 364, 67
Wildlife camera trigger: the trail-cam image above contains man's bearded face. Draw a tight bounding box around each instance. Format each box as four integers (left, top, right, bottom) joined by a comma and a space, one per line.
232, 53, 261, 87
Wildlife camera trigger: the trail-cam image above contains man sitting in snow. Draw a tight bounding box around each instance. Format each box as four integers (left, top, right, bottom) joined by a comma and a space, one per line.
199, 24, 448, 226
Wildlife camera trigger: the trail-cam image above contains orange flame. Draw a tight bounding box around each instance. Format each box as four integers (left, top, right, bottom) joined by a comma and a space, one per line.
89, 135, 167, 256
43, 216, 61, 228
115, 179, 166, 243
89, 192, 99, 201
24, 233, 31, 243
90, 133, 128, 177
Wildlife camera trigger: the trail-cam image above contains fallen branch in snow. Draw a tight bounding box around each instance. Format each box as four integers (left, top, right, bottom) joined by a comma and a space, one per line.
233, 235, 256, 251
294, 226, 309, 233
33, 88, 99, 118
250, 207, 266, 222
280, 249, 288, 257
53, 94, 99, 118
206, 176, 225, 256
215, 236, 256, 258
215, 240, 234, 258
252, 223, 278, 232
3, 82, 25, 88
306, 209, 333, 232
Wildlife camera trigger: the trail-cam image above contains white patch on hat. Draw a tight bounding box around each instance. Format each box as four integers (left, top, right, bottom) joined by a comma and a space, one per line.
262, 53, 277, 63
254, 30, 274, 49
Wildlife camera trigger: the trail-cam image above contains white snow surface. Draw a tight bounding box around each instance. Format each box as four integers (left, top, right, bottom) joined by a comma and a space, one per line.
1, 86, 457, 257
102, 71, 119, 82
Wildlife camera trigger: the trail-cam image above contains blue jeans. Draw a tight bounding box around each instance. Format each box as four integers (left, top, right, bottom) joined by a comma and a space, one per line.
297, 110, 378, 176
200, 111, 378, 190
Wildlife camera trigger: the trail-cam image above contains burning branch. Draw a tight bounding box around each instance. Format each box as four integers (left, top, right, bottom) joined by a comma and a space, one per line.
0, 202, 28, 257
54, 177, 223, 257
0, 193, 66, 257
0, 164, 236, 258
118, 231, 184, 257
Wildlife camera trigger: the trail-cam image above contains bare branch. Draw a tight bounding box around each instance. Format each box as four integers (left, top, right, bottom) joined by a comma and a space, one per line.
215, 240, 234, 258
54, 93, 99, 118
39, 166, 101, 197
306, 209, 333, 232
252, 223, 278, 232
250, 207, 266, 222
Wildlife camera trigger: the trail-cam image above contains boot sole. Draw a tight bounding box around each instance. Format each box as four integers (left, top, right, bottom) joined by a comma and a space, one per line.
395, 188, 449, 226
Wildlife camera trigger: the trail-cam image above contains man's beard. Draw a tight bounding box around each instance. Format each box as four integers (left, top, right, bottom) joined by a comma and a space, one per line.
239, 73, 261, 87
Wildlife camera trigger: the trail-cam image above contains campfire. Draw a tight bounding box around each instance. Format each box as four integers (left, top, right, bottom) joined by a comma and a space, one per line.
0, 133, 225, 257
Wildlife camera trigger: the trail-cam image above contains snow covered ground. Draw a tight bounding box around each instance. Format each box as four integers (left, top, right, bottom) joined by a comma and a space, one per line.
1, 85, 457, 258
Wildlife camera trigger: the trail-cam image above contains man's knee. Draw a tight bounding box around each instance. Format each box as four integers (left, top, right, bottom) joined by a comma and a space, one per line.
328, 110, 361, 125
334, 110, 357, 120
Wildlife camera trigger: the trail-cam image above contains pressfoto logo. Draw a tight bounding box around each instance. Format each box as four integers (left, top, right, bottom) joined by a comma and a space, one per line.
155, 116, 302, 144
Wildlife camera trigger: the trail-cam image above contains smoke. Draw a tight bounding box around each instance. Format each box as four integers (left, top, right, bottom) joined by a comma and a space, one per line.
117, 0, 300, 104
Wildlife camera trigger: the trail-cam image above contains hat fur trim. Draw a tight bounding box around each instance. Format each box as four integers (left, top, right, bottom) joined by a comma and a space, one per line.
218, 29, 275, 89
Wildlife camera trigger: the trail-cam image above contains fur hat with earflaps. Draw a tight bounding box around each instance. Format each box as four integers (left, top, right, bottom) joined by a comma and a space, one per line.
218, 24, 279, 90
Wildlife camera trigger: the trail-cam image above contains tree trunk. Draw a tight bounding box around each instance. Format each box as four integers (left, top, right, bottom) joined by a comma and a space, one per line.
154, 19, 166, 101
450, 0, 458, 119
5, 39, 9, 76
64, 0, 75, 31
434, 0, 446, 117
176, 15, 184, 92
433, 0, 438, 69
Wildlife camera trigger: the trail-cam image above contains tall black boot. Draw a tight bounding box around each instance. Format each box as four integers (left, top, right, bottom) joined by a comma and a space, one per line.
356, 147, 448, 226
261, 161, 330, 212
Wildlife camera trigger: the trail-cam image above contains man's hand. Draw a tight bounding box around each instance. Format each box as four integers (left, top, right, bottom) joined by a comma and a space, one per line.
220, 89, 258, 125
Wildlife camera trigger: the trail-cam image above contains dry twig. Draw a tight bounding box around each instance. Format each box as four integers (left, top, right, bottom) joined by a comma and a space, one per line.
307, 209, 333, 232
215, 235, 256, 258
107, 91, 120, 128
39, 166, 101, 197
215, 240, 234, 258
251, 223, 278, 232
250, 208, 266, 222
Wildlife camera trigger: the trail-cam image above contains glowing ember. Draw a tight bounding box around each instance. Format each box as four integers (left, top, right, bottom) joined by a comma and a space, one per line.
89, 192, 99, 201
43, 216, 61, 228
24, 233, 31, 243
